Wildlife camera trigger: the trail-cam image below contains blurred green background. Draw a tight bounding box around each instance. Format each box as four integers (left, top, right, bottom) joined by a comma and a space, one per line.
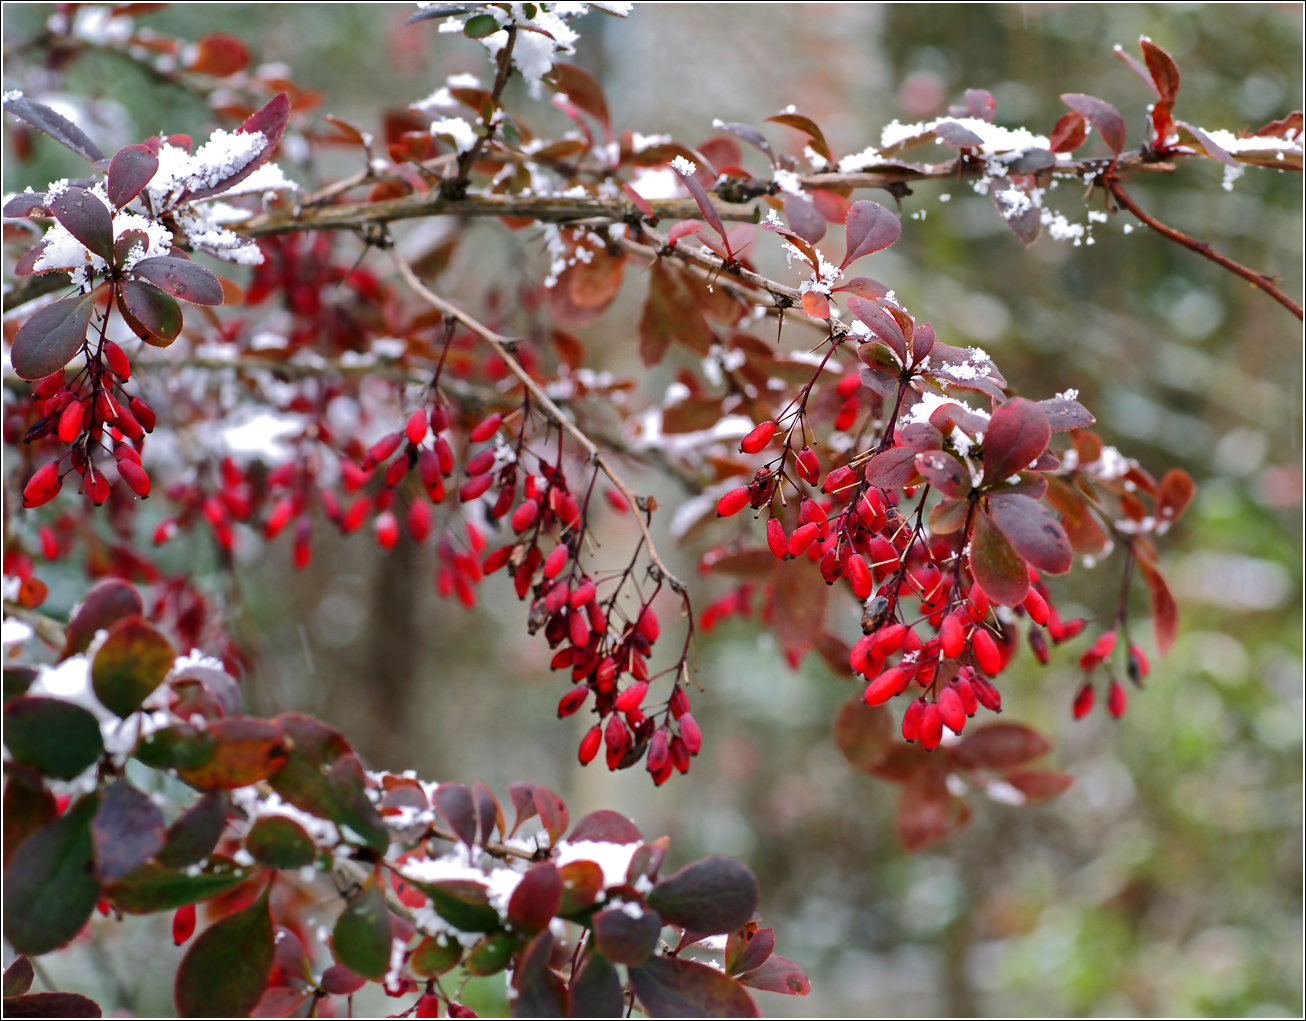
4, 3, 1302, 1017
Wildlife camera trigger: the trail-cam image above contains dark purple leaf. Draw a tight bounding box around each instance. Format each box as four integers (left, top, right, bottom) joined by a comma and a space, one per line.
911, 322, 936, 364
1037, 396, 1095, 432
714, 121, 775, 164
863, 446, 921, 489
11, 294, 95, 381
131, 256, 223, 305
156, 793, 227, 868
569, 951, 624, 1017
184, 93, 290, 201
113, 228, 150, 268
507, 781, 538, 836
841, 200, 902, 268
987, 491, 1073, 574
3, 192, 50, 218
64, 581, 144, 659
513, 930, 566, 1017
726, 927, 774, 975
670, 162, 727, 241
896, 421, 942, 452
4, 956, 35, 998
49, 187, 114, 262
568, 809, 643, 845
2, 794, 100, 956
782, 193, 825, 244
3, 696, 103, 780
1061, 93, 1127, 155
626, 839, 669, 887
981, 397, 1050, 486
174, 883, 274, 1018
2, 991, 103, 1017
738, 954, 810, 996
1006, 148, 1056, 173
473, 781, 502, 845
507, 862, 561, 933
969, 509, 1030, 607
332, 880, 392, 981
934, 120, 986, 147
318, 964, 366, 995
965, 88, 997, 123
118, 277, 184, 345
846, 296, 908, 361
1140, 39, 1181, 105
2, 94, 104, 161
533, 786, 569, 847
92, 779, 165, 882
434, 782, 477, 846
592, 904, 663, 965
1176, 120, 1239, 166
629, 955, 761, 1018
647, 857, 758, 936
991, 176, 1041, 247
914, 450, 971, 498
107, 144, 159, 209
764, 112, 830, 160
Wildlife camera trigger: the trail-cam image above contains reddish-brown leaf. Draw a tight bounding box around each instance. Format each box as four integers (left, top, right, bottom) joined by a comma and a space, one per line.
507, 862, 561, 933
952, 722, 1052, 771
1003, 769, 1075, 802
533, 786, 569, 847
982, 397, 1050, 487
833, 697, 894, 774
1061, 93, 1127, 154
176, 719, 288, 791
986, 492, 1072, 575
969, 509, 1030, 607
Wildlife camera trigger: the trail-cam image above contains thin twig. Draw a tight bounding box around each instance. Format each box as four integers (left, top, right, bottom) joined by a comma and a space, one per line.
1107, 177, 1303, 321
390, 248, 688, 595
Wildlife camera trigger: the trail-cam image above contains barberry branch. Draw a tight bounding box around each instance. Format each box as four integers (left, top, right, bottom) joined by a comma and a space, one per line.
1106, 176, 1303, 321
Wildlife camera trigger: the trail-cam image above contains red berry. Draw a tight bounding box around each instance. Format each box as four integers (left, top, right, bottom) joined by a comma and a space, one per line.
937, 686, 966, 734
1106, 678, 1128, 719
614, 681, 648, 713
901, 698, 926, 742
172, 904, 196, 945
542, 544, 569, 579
786, 521, 820, 557
117, 460, 151, 498
374, 510, 399, 549
39, 525, 59, 560
766, 517, 787, 559
739, 420, 776, 454
971, 628, 1001, 676
716, 486, 750, 517
568, 610, 590, 647
405, 408, 429, 446
637, 607, 659, 642
939, 613, 965, 659
821, 465, 858, 496
863, 666, 907, 706
470, 412, 503, 443
22, 461, 62, 508
918, 703, 944, 750
57, 400, 84, 443
557, 686, 589, 718
435, 436, 455, 475
406, 499, 431, 542
578, 724, 602, 765
466, 448, 496, 476
796, 446, 820, 484
847, 554, 873, 599
647, 730, 670, 775
460, 473, 493, 502
836, 372, 861, 398
570, 581, 596, 609
1028, 625, 1050, 665
668, 687, 690, 719
367, 431, 403, 468
679, 713, 702, 755
1127, 644, 1150, 683
127, 396, 155, 432
104, 340, 131, 381
1023, 587, 1049, 626
1072, 682, 1096, 719
511, 498, 539, 533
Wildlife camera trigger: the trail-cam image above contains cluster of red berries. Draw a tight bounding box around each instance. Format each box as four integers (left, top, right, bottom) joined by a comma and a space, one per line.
1072, 629, 1150, 720
21, 346, 156, 509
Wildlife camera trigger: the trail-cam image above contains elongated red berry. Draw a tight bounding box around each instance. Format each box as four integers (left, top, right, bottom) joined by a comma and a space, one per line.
374, 510, 399, 549
766, 517, 787, 559
822, 464, 858, 495
846, 553, 873, 599
568, 610, 590, 647
384, 457, 407, 488
460, 473, 493, 502
471, 412, 502, 443
901, 698, 925, 742
1023, 587, 1049, 626
511, 498, 539, 533
796, 446, 820, 484
786, 521, 820, 557
1106, 678, 1127, 718
939, 613, 965, 659
952, 676, 978, 716
637, 607, 659, 642
971, 627, 1001, 676
33, 370, 65, 400
668, 687, 690, 719
405, 408, 429, 446
918, 703, 944, 750
405, 499, 431, 543
116, 460, 151, 498
679, 713, 702, 755
367, 431, 403, 468
669, 736, 690, 773
647, 730, 670, 775
739, 420, 776, 454
57, 400, 84, 443
937, 686, 966, 734
557, 686, 589, 718
173, 903, 196, 945
1072, 682, 1095, 719
1127, 644, 1150, 683
969, 672, 1002, 712
104, 340, 131, 381
1029, 626, 1049, 665
578, 724, 602, 765
615, 681, 648, 713
542, 543, 569, 579
465, 448, 496, 476
127, 396, 155, 432
22, 461, 62, 508
434, 436, 455, 476
870, 623, 908, 658
716, 486, 750, 518
863, 666, 908, 706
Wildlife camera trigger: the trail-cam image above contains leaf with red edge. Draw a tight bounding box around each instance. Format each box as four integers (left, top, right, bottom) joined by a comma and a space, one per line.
567, 809, 643, 845
621, 182, 654, 218
1044, 477, 1109, 557
176, 718, 288, 791
1157, 468, 1195, 525
953, 722, 1052, 771
714, 121, 776, 165
2, 991, 103, 1017
934, 120, 985, 147
251, 986, 311, 1018
507, 862, 562, 933
2, 957, 34, 998
629, 955, 761, 1018
184, 93, 290, 201
569, 951, 624, 1017
639, 262, 713, 366
845, 296, 908, 360
1048, 111, 1088, 153
915, 450, 971, 498
1140, 38, 1180, 105
119, 277, 184, 345
592, 904, 663, 965
1135, 555, 1178, 655
964, 88, 997, 123
533, 787, 569, 847
184, 33, 249, 78
991, 176, 1041, 247
738, 953, 810, 996
245, 815, 315, 869
783, 193, 826, 244
434, 782, 478, 846
987, 492, 1072, 575
2, 793, 99, 957
982, 397, 1050, 486
11, 294, 95, 381
131, 256, 224, 305
62, 579, 143, 658
507, 781, 538, 836
833, 697, 894, 774
174, 883, 274, 1018
91, 616, 176, 718
863, 446, 921, 489
332, 879, 392, 981
1003, 769, 1074, 802
648, 857, 758, 936
547, 63, 609, 134
472, 781, 503, 845
766, 111, 831, 161
1061, 93, 1127, 155
105, 857, 254, 914
969, 509, 1030, 607
841, 200, 902, 269
670, 162, 727, 241
92, 778, 165, 882
558, 860, 604, 916
3, 697, 104, 780
800, 291, 830, 320
157, 792, 227, 869
49, 187, 114, 262
107, 144, 159, 209
514, 930, 567, 1016
2, 94, 104, 161
725, 926, 774, 976
897, 768, 970, 851
1176, 120, 1239, 166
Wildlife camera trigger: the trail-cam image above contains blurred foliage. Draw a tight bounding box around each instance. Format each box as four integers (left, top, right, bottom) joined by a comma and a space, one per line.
4, 3, 1301, 1017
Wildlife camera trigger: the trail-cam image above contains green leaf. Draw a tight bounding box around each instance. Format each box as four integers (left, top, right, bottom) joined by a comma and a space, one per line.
463, 13, 500, 38
2, 794, 100, 956
332, 879, 392, 981
3, 696, 104, 779
648, 857, 759, 936
3, 956, 34, 997
175, 718, 288, 790
464, 932, 516, 976
2, 766, 56, 868
629, 955, 761, 1018
568, 951, 624, 1017
135, 723, 216, 772
105, 856, 254, 914
49, 187, 114, 262
174, 883, 274, 1018
410, 935, 462, 977
246, 815, 316, 870
10, 294, 95, 381
969, 508, 1030, 607
411, 879, 503, 934
91, 616, 175, 718
2, 991, 103, 1017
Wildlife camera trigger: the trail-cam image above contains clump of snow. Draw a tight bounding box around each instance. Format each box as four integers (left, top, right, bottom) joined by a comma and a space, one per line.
429, 116, 478, 154
670, 155, 697, 177
553, 839, 640, 889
